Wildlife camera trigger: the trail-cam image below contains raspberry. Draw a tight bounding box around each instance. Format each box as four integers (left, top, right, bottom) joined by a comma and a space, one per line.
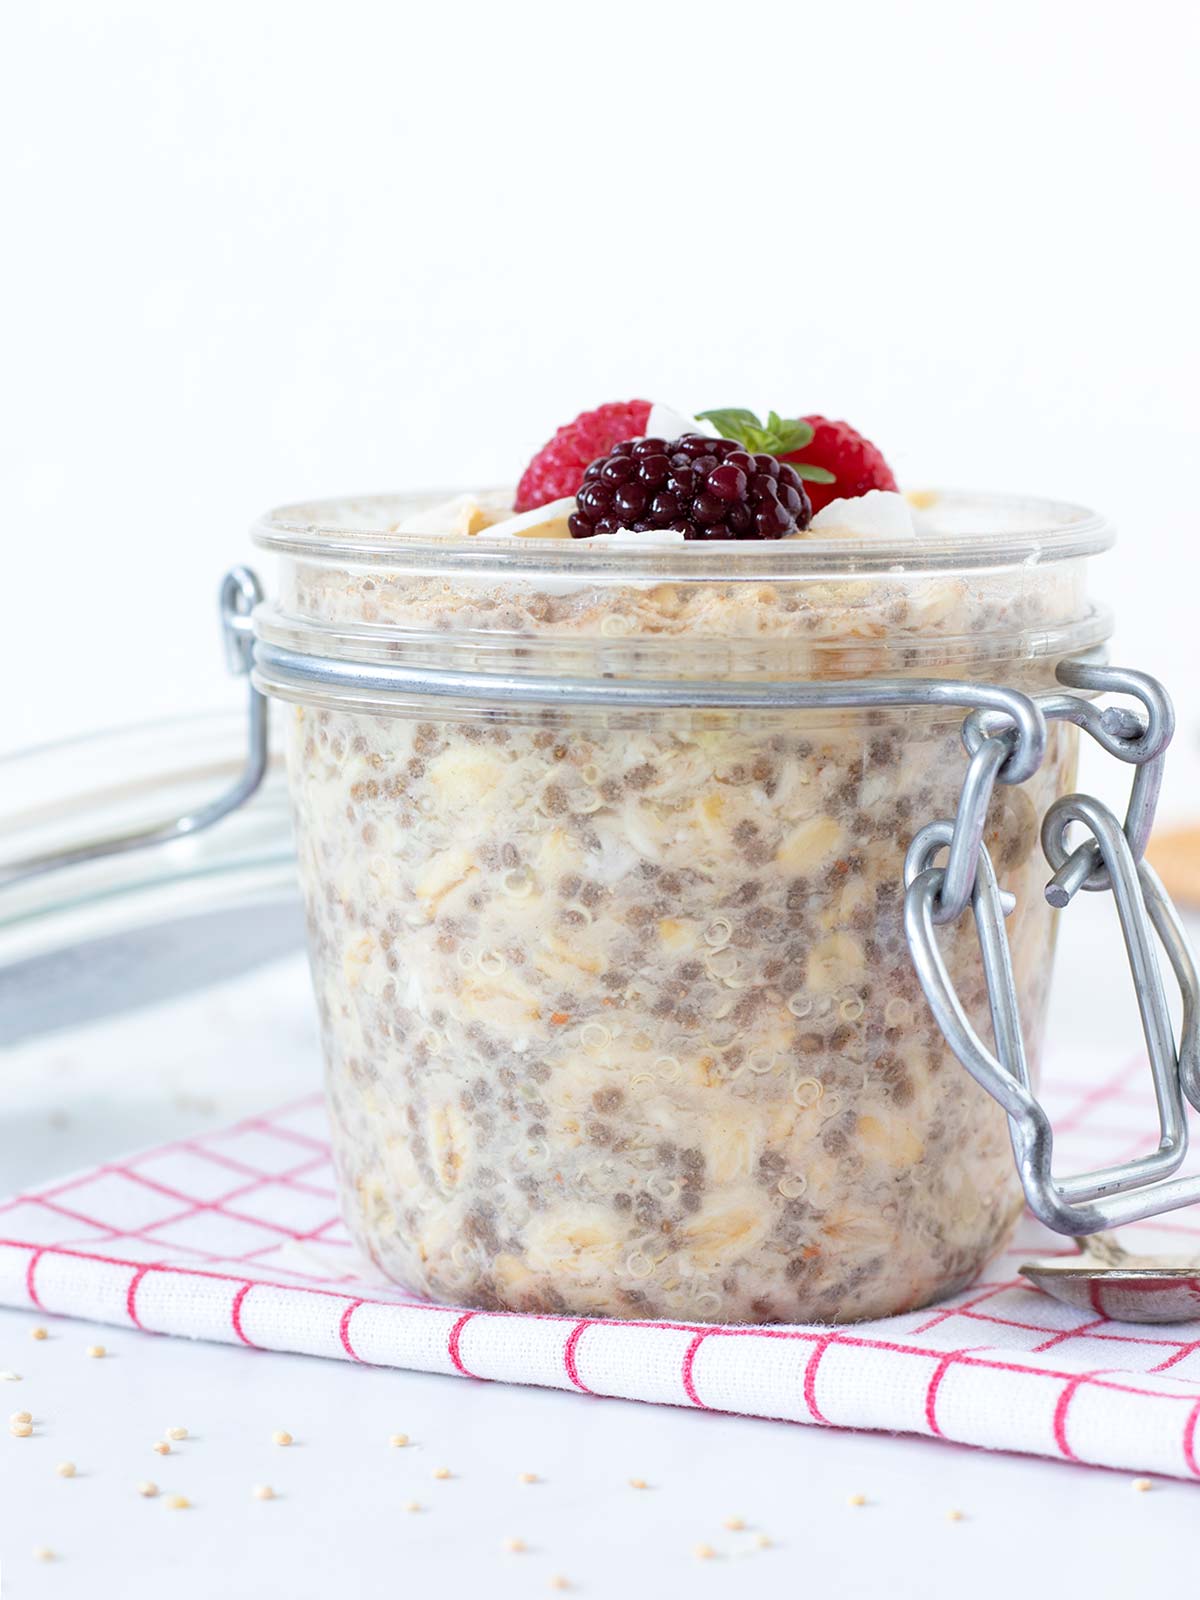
782, 416, 897, 517
569, 435, 812, 541
514, 400, 652, 513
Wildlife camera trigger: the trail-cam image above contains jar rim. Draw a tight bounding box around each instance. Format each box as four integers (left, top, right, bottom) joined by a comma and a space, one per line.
251, 487, 1114, 575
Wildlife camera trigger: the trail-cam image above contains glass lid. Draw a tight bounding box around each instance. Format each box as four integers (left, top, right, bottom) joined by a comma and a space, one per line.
0, 710, 301, 1044
253, 488, 1116, 574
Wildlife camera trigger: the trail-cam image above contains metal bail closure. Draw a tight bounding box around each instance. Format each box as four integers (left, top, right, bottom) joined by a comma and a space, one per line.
904, 798, 1200, 1236
965, 660, 1175, 906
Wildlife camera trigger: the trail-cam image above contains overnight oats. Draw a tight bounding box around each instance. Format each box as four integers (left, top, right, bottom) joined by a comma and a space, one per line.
253, 400, 1114, 1324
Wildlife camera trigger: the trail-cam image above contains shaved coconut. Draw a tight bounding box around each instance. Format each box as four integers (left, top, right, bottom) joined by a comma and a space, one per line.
590, 527, 687, 546
808, 490, 917, 539
395, 492, 510, 537
645, 403, 721, 442
481, 498, 575, 539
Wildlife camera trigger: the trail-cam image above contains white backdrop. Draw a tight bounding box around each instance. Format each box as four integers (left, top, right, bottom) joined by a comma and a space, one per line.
3, 0, 1198, 808
2, 13, 1200, 1593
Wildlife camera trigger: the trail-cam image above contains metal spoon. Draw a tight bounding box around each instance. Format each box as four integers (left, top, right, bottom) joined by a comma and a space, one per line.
1020, 1231, 1200, 1323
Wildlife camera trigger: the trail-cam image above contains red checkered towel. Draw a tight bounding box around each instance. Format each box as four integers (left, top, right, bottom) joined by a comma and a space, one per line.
1, 1057, 1198, 1481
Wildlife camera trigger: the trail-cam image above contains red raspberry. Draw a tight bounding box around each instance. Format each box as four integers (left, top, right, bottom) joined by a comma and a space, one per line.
515, 400, 652, 513
782, 416, 897, 517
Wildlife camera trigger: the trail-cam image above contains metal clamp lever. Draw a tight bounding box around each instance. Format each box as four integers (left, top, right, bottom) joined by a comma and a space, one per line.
0, 567, 269, 890
905, 663, 1200, 1235
964, 661, 1174, 906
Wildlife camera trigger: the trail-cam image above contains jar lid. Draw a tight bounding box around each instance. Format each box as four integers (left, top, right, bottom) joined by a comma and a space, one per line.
0, 711, 300, 1041
252, 488, 1114, 576
250, 489, 1114, 706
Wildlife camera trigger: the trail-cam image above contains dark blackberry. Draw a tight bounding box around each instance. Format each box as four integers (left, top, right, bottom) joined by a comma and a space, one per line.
568, 434, 813, 540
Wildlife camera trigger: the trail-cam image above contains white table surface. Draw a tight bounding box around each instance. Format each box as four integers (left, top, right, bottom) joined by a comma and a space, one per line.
2, 907, 1197, 1598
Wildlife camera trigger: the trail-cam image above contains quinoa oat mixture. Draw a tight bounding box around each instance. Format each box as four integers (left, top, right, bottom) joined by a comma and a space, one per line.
279, 521, 1087, 1323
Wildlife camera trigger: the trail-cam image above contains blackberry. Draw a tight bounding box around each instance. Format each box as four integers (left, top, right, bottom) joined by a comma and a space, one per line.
568, 434, 813, 541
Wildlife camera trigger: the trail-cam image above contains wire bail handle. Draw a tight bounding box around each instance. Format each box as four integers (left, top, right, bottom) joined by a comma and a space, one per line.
904, 660, 1200, 1236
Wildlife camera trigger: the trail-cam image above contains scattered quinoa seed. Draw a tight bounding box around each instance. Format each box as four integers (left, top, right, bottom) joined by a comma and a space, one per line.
550, 1579, 570, 1593
502, 1536, 527, 1553
1133, 1478, 1154, 1492
253, 1485, 275, 1501
164, 1494, 190, 1510
755, 1533, 772, 1549
694, 1543, 717, 1560
404, 1500, 422, 1513
138, 1482, 159, 1498
11, 1410, 32, 1425
56, 1462, 76, 1478
10, 1420, 33, 1437
389, 1432, 410, 1447
947, 1509, 965, 1522
272, 1430, 293, 1446
723, 1515, 746, 1531
86, 1344, 106, 1359
166, 1426, 188, 1441
519, 1472, 538, 1484
153, 1441, 171, 1455
629, 1477, 648, 1490
31, 1327, 48, 1341
432, 1466, 451, 1480
33, 1546, 55, 1562
848, 1493, 867, 1507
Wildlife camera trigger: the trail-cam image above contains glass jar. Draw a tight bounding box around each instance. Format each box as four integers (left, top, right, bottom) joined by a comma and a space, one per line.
252, 491, 1115, 1324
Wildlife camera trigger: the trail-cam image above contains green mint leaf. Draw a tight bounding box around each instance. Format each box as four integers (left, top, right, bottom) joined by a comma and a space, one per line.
772, 422, 814, 454
696, 407, 762, 430
695, 408, 763, 449
789, 463, 836, 484
698, 407, 819, 464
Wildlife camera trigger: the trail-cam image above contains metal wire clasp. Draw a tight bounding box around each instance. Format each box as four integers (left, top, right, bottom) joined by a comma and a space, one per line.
904, 661, 1200, 1235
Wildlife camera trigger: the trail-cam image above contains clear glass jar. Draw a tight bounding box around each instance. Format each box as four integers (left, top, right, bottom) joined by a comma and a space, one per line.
253, 491, 1113, 1324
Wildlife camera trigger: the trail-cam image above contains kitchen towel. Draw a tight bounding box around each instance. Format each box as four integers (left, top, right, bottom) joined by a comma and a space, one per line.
1, 1053, 1198, 1482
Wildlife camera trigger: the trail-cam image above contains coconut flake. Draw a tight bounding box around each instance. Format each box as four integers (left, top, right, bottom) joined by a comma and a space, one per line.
808, 490, 916, 539
590, 527, 686, 546
645, 403, 721, 442
480, 498, 575, 539
394, 492, 511, 536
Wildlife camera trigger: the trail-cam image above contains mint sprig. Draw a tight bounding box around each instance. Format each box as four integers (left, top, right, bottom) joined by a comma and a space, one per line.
696, 407, 837, 484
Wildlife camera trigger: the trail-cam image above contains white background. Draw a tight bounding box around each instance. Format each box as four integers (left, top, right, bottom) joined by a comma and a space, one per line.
3, 4, 1200, 1596
2, 0, 1199, 794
